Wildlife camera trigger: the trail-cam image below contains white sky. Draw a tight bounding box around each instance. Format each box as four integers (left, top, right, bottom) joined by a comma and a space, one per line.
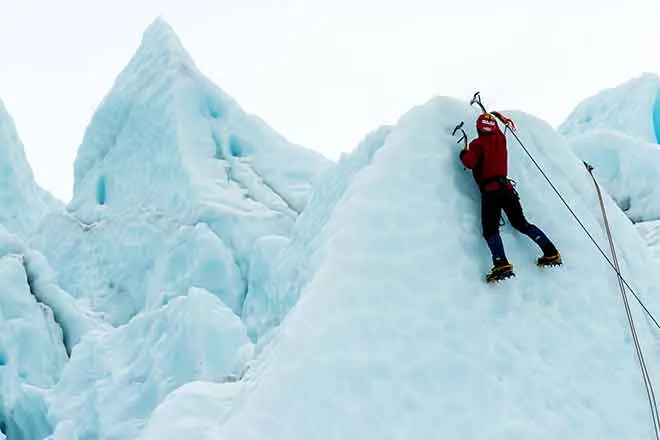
1, 0, 660, 202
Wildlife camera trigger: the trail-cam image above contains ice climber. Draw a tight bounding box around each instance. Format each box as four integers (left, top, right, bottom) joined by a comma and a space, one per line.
459, 112, 562, 283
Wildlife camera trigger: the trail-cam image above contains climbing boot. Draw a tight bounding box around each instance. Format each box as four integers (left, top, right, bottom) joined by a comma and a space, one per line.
537, 251, 562, 267
486, 262, 515, 283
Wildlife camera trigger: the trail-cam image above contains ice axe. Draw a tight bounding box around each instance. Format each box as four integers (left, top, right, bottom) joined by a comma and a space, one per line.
470, 91, 488, 114
470, 91, 516, 132
452, 121, 467, 149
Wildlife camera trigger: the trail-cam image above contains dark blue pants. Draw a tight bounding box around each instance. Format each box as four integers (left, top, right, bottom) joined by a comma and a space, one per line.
482, 188, 557, 266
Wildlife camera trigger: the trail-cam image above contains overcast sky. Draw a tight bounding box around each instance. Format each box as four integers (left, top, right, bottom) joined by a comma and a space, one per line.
1, 0, 659, 201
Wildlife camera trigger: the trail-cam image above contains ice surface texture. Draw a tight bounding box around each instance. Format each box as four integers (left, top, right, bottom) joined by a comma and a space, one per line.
0, 226, 99, 440
560, 73, 660, 143
48, 287, 253, 440
209, 97, 660, 440
31, 19, 330, 325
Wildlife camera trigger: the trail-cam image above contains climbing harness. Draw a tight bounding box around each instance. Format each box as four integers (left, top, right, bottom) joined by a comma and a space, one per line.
468, 91, 660, 438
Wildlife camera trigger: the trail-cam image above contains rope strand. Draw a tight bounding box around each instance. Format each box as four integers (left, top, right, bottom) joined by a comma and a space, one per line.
505, 126, 660, 439
508, 129, 660, 331
470, 92, 660, 437
586, 166, 660, 439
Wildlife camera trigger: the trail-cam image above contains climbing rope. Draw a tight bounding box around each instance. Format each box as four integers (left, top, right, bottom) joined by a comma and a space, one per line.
508, 126, 660, 331
585, 163, 660, 439
506, 126, 660, 439
469, 92, 660, 331
470, 91, 660, 437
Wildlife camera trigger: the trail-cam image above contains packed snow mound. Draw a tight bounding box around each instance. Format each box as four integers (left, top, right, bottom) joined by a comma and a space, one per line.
559, 73, 660, 143
243, 126, 391, 340
0, 99, 61, 236
196, 97, 660, 440
0, 224, 100, 440
33, 18, 330, 324
139, 380, 243, 440
568, 129, 660, 223
49, 287, 254, 440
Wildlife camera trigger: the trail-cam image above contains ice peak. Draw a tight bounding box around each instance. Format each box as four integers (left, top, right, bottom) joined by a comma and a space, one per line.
132, 17, 196, 71
142, 17, 182, 50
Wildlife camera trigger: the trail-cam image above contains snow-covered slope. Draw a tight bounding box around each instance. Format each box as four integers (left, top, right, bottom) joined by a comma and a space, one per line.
31, 19, 330, 325
568, 129, 660, 223
0, 100, 61, 237
139, 97, 660, 440
559, 73, 660, 143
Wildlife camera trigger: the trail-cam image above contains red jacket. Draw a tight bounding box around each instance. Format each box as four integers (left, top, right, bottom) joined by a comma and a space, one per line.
459, 129, 510, 192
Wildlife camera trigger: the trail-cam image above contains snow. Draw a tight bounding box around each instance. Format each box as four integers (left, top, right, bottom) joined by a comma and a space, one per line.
31, 18, 330, 325
568, 129, 660, 223
193, 97, 660, 440
48, 287, 253, 440
559, 73, 660, 143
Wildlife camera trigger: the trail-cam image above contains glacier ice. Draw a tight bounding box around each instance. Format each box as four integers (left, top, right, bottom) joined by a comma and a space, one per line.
138, 380, 243, 440
560, 74, 660, 226
568, 129, 660, 223
31, 18, 330, 325
243, 234, 290, 340
242, 126, 391, 340
200, 97, 660, 439
559, 73, 660, 143
637, 221, 660, 265
0, 225, 93, 440
0, 99, 61, 237
0, 252, 66, 440
48, 421, 78, 440
48, 287, 253, 440
145, 223, 244, 314
4, 16, 660, 440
